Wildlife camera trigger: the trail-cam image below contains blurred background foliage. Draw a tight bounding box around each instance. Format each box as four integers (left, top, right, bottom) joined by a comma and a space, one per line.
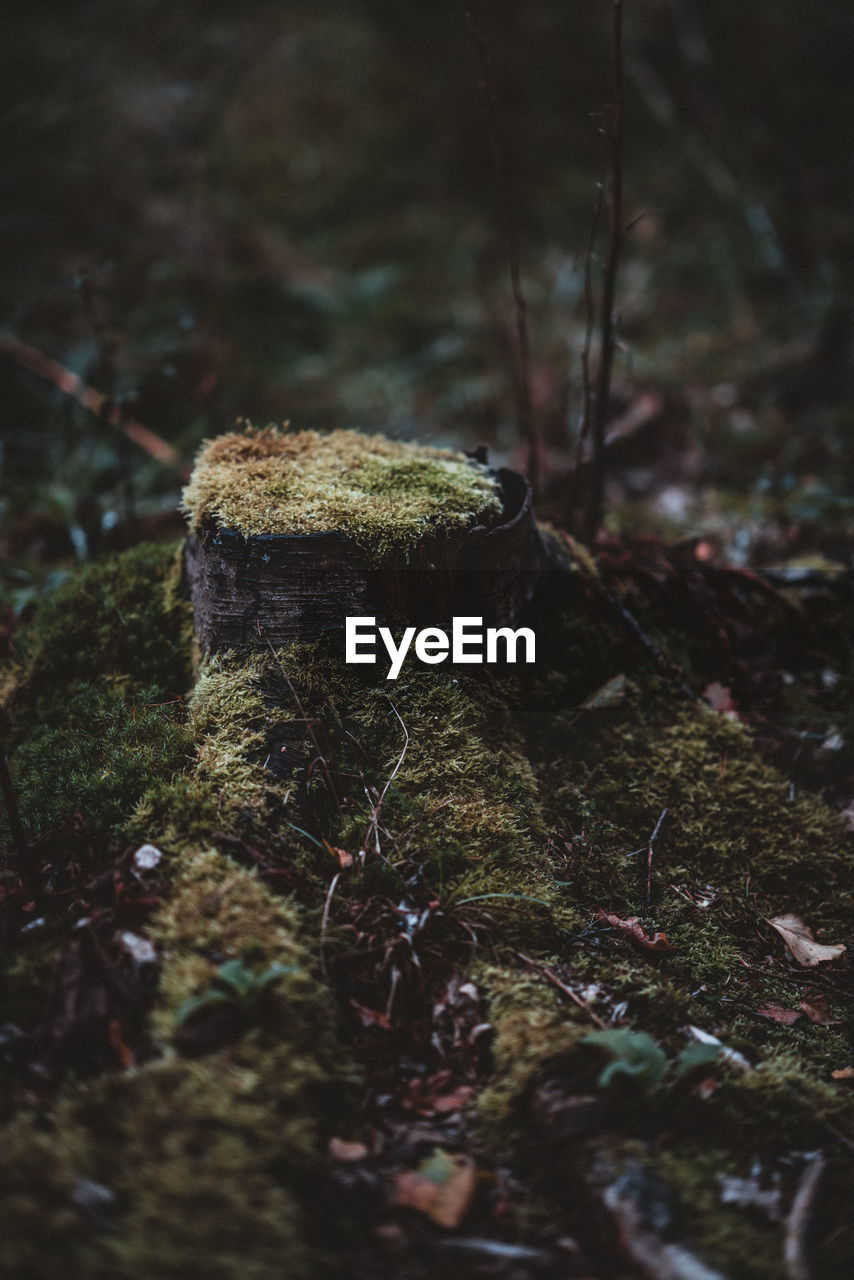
2, 0, 854, 614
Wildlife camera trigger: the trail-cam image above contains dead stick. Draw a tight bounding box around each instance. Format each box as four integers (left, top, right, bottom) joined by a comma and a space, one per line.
590, 566, 699, 705
644, 808, 668, 907
0, 331, 189, 478
514, 949, 608, 1029
463, 2, 537, 495
585, 0, 624, 542
784, 1153, 825, 1280
574, 160, 606, 476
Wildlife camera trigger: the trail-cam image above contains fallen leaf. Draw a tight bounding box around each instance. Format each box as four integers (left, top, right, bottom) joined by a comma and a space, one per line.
324, 840, 353, 870
400, 1070, 474, 1116
117, 931, 158, 967
133, 843, 163, 871
766, 914, 846, 967
799, 992, 840, 1025
432, 1085, 475, 1114
757, 1003, 803, 1026
703, 681, 737, 715
329, 1137, 369, 1162
597, 909, 677, 952
580, 673, 627, 711
684, 1025, 753, 1073
349, 998, 391, 1030
832, 1067, 854, 1080
391, 1148, 476, 1229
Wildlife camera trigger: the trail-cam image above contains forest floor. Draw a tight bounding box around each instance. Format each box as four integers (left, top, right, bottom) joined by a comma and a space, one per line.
3, 4, 854, 1276
2, 496, 854, 1278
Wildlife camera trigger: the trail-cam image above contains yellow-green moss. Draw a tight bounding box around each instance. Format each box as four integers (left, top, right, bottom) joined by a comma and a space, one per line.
181, 424, 503, 561
5, 522, 854, 1278
1, 543, 195, 843
1, 846, 352, 1279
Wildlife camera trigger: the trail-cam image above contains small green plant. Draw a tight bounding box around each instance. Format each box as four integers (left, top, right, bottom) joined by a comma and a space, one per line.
582, 1028, 720, 1093
175, 958, 298, 1026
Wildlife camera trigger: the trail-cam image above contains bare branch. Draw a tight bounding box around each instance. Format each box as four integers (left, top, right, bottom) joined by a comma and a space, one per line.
0, 330, 189, 478
463, 1, 537, 495
585, 0, 625, 542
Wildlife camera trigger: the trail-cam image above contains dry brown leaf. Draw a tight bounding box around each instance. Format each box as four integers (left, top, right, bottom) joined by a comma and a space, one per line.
391, 1149, 476, 1229
799, 992, 840, 1025
349, 998, 391, 1030
597, 909, 677, 952
432, 1085, 475, 1114
324, 840, 353, 870
766, 913, 846, 967
757, 1003, 803, 1026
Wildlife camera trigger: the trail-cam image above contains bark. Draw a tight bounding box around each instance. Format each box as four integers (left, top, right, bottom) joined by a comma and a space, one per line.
185, 466, 550, 652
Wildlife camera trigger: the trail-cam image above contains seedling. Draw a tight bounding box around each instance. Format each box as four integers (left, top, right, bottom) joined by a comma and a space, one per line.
175, 958, 298, 1026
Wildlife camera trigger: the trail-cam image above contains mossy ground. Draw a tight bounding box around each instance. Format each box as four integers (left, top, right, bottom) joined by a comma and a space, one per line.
3, 538, 854, 1276
181, 424, 503, 562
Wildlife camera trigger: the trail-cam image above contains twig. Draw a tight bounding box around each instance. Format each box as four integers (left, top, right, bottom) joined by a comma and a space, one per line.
514, 949, 608, 1029
363, 702, 409, 859
784, 1153, 825, 1280
0, 331, 189, 478
319, 870, 342, 982
576, 554, 698, 705
585, 0, 625, 542
643, 808, 668, 907
462, 1, 537, 495
574, 162, 606, 477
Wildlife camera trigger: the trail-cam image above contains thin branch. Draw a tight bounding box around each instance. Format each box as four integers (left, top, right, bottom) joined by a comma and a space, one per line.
463, 1, 537, 495
0, 331, 189, 478
585, 0, 625, 542
320, 870, 342, 982
574, 140, 607, 477
643, 807, 668, 907
363, 702, 409, 859
514, 949, 608, 1029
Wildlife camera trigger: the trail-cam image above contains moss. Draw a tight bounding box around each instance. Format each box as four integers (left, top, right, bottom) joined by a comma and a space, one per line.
5, 486, 854, 1277
2, 543, 195, 844
147, 847, 319, 1037
181, 424, 503, 562
1, 847, 353, 1279
6, 542, 193, 716
0, 1120, 87, 1280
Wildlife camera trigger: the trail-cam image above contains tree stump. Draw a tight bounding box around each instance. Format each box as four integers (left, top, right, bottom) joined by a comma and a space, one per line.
183, 426, 549, 652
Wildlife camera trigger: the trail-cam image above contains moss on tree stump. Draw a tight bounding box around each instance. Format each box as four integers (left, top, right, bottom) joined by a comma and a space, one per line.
182, 425, 547, 650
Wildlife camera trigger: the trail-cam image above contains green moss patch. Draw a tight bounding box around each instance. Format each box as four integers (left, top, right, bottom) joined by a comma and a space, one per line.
181, 424, 503, 561
2, 543, 194, 844
2, 848, 350, 1280
4, 526, 854, 1277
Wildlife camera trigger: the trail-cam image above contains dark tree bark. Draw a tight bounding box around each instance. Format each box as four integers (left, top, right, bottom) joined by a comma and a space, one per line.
185, 466, 550, 652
